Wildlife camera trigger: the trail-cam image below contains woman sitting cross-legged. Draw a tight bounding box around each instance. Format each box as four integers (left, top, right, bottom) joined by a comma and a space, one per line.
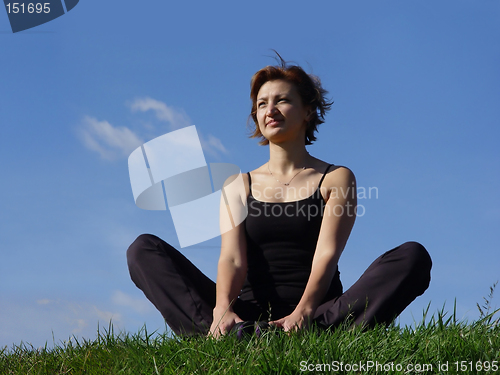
126, 55, 432, 338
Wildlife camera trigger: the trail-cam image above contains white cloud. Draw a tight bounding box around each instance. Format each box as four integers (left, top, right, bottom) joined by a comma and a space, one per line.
78, 116, 143, 160
93, 306, 122, 325
129, 97, 191, 130
71, 319, 87, 334
78, 98, 229, 161
111, 290, 153, 315
200, 133, 228, 157
129, 97, 229, 157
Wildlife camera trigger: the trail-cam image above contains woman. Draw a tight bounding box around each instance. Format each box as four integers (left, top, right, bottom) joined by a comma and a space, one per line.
127, 56, 432, 338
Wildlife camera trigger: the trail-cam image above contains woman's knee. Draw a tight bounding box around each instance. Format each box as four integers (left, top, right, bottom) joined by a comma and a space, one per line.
399, 241, 432, 294
400, 241, 432, 271
126, 233, 160, 265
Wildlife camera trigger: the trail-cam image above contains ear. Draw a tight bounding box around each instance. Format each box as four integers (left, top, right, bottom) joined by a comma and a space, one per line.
305, 109, 314, 122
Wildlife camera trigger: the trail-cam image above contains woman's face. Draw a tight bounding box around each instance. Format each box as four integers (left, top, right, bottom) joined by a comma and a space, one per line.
256, 79, 310, 144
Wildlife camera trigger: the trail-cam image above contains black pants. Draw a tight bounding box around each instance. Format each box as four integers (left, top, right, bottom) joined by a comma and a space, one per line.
127, 234, 432, 335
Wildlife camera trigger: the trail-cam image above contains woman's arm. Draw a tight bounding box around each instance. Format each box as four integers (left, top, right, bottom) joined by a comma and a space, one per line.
209, 174, 249, 338
271, 167, 357, 331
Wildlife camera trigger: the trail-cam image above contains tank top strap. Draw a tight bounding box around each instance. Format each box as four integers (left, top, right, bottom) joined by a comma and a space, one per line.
317, 164, 334, 188
247, 172, 253, 195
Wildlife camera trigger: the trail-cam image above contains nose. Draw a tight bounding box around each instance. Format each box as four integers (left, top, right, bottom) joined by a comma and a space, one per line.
266, 103, 278, 116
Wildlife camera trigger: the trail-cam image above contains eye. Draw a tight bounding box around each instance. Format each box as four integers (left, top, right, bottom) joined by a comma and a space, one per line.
257, 102, 266, 108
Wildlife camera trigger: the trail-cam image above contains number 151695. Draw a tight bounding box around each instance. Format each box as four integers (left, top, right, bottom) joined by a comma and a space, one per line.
454, 361, 498, 372
5, 3, 51, 14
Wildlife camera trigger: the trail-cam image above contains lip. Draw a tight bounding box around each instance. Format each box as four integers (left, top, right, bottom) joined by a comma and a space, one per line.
266, 119, 282, 126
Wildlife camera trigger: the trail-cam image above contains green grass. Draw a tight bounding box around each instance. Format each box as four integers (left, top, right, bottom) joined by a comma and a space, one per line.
1, 307, 499, 375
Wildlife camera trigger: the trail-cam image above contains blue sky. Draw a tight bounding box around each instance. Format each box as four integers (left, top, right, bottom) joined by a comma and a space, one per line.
1, 0, 499, 349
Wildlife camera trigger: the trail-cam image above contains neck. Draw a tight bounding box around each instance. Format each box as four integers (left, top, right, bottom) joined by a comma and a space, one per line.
268, 140, 312, 174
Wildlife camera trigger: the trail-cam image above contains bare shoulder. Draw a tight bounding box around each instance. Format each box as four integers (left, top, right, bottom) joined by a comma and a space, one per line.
307, 156, 355, 184
323, 165, 356, 192
223, 172, 250, 199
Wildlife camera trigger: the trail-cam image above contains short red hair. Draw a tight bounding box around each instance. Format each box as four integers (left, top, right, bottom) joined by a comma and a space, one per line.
249, 54, 333, 145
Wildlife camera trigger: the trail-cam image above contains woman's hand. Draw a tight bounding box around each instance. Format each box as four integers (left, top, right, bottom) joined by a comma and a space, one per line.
269, 307, 313, 332
209, 307, 244, 338
208, 173, 249, 339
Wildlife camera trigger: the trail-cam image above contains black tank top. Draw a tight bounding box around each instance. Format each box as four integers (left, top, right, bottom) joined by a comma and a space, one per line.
240, 164, 342, 316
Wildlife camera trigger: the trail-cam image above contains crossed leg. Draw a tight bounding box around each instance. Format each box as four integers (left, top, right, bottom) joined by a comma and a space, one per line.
314, 241, 432, 328
128, 236, 432, 335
